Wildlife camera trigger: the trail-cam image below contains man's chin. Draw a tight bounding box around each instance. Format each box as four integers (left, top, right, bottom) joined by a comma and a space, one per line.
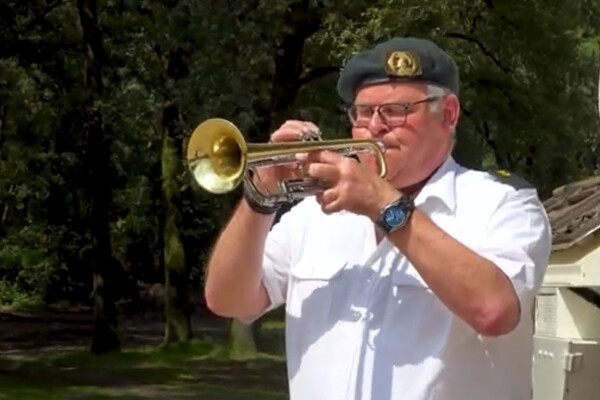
382, 160, 410, 185
383, 153, 407, 170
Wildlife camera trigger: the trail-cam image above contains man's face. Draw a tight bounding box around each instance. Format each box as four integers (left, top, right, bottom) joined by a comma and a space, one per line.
349, 82, 458, 189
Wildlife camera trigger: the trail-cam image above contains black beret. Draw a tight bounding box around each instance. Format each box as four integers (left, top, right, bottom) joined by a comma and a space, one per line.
337, 37, 460, 103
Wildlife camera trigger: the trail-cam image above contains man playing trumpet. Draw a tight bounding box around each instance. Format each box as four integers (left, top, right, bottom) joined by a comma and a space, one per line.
203, 37, 552, 400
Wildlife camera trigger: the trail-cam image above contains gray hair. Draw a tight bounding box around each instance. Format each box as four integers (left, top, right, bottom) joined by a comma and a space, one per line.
426, 84, 452, 113
426, 84, 458, 142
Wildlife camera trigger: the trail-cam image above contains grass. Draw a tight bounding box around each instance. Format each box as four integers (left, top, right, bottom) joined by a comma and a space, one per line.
0, 340, 289, 400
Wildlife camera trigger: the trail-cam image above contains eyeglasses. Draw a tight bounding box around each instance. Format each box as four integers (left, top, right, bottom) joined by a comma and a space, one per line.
347, 96, 440, 127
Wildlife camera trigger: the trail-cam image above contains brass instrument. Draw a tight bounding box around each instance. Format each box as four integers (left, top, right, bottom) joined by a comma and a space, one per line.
186, 118, 387, 208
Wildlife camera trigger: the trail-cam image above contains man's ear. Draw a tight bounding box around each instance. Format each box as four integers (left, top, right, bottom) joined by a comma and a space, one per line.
443, 94, 460, 129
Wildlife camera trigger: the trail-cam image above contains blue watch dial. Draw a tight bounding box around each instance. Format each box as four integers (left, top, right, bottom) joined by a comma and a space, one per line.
384, 207, 406, 227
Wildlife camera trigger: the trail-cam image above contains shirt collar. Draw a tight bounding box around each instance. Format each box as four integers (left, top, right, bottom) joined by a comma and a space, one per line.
413, 156, 458, 213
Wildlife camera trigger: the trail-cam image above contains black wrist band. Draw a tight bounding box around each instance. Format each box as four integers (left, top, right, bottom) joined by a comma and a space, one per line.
243, 182, 281, 215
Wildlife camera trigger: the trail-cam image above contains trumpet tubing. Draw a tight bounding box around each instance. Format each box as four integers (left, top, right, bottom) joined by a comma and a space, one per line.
186, 118, 387, 205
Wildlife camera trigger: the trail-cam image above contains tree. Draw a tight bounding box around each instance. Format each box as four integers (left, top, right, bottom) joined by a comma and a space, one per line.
77, 0, 120, 354
319, 0, 600, 195
161, 104, 193, 343
1, 0, 599, 358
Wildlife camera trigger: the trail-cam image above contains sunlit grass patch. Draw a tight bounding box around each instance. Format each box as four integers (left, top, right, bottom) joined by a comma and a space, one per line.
0, 339, 288, 400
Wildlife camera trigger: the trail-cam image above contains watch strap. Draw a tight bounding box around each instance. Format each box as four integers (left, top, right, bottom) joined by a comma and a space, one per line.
243, 179, 281, 215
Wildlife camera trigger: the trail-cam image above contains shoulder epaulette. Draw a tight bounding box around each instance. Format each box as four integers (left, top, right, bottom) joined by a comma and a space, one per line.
488, 169, 534, 190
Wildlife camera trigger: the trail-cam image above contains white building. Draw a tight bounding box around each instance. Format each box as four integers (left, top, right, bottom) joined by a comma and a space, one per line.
532, 176, 600, 400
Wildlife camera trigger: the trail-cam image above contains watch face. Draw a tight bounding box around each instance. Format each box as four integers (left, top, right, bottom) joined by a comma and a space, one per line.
384, 206, 406, 227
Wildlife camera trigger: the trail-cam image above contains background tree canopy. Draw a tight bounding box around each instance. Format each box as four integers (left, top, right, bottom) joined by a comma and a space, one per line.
1, 0, 599, 334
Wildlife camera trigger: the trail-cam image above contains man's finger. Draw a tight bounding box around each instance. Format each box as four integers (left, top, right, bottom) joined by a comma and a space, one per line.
321, 198, 342, 215
306, 163, 340, 184
317, 150, 344, 164
281, 120, 318, 131
275, 120, 320, 140
296, 150, 344, 164
283, 120, 320, 135
319, 188, 339, 204
270, 128, 305, 142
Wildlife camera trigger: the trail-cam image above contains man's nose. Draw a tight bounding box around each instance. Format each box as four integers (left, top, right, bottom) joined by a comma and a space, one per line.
367, 111, 388, 137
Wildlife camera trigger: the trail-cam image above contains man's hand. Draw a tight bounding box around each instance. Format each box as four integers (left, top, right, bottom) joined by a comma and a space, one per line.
298, 150, 401, 220
254, 120, 321, 194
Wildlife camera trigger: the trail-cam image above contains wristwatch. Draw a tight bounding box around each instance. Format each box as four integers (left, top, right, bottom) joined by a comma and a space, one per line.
375, 195, 415, 233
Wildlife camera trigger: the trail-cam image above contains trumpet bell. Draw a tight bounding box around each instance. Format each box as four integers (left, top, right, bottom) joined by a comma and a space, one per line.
186, 118, 247, 194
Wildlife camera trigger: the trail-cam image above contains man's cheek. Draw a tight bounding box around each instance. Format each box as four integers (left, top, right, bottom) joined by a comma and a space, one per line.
383, 149, 408, 171
351, 128, 370, 140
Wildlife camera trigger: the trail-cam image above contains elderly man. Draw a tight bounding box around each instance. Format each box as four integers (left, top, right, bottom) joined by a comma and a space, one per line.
204, 37, 552, 400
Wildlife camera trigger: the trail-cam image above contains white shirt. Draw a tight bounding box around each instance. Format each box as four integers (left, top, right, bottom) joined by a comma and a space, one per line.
252, 156, 552, 400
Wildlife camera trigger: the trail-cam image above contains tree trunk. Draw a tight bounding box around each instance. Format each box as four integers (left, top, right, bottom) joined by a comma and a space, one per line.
0, 104, 5, 152
228, 0, 327, 355
77, 0, 120, 354
230, 319, 258, 359
161, 104, 192, 344
86, 108, 120, 355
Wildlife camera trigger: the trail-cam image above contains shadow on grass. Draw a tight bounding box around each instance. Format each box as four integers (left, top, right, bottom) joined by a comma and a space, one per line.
0, 340, 289, 400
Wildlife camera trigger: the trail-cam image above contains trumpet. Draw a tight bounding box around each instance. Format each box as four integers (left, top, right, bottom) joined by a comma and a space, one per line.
186, 118, 387, 208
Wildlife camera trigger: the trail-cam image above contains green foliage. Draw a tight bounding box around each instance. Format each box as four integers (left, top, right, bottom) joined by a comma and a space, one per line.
0, 224, 87, 306
0, 281, 39, 308
0, 0, 600, 306
318, 0, 600, 195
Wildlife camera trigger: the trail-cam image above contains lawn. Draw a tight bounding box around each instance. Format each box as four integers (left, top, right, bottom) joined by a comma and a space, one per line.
0, 310, 289, 400
0, 340, 289, 400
